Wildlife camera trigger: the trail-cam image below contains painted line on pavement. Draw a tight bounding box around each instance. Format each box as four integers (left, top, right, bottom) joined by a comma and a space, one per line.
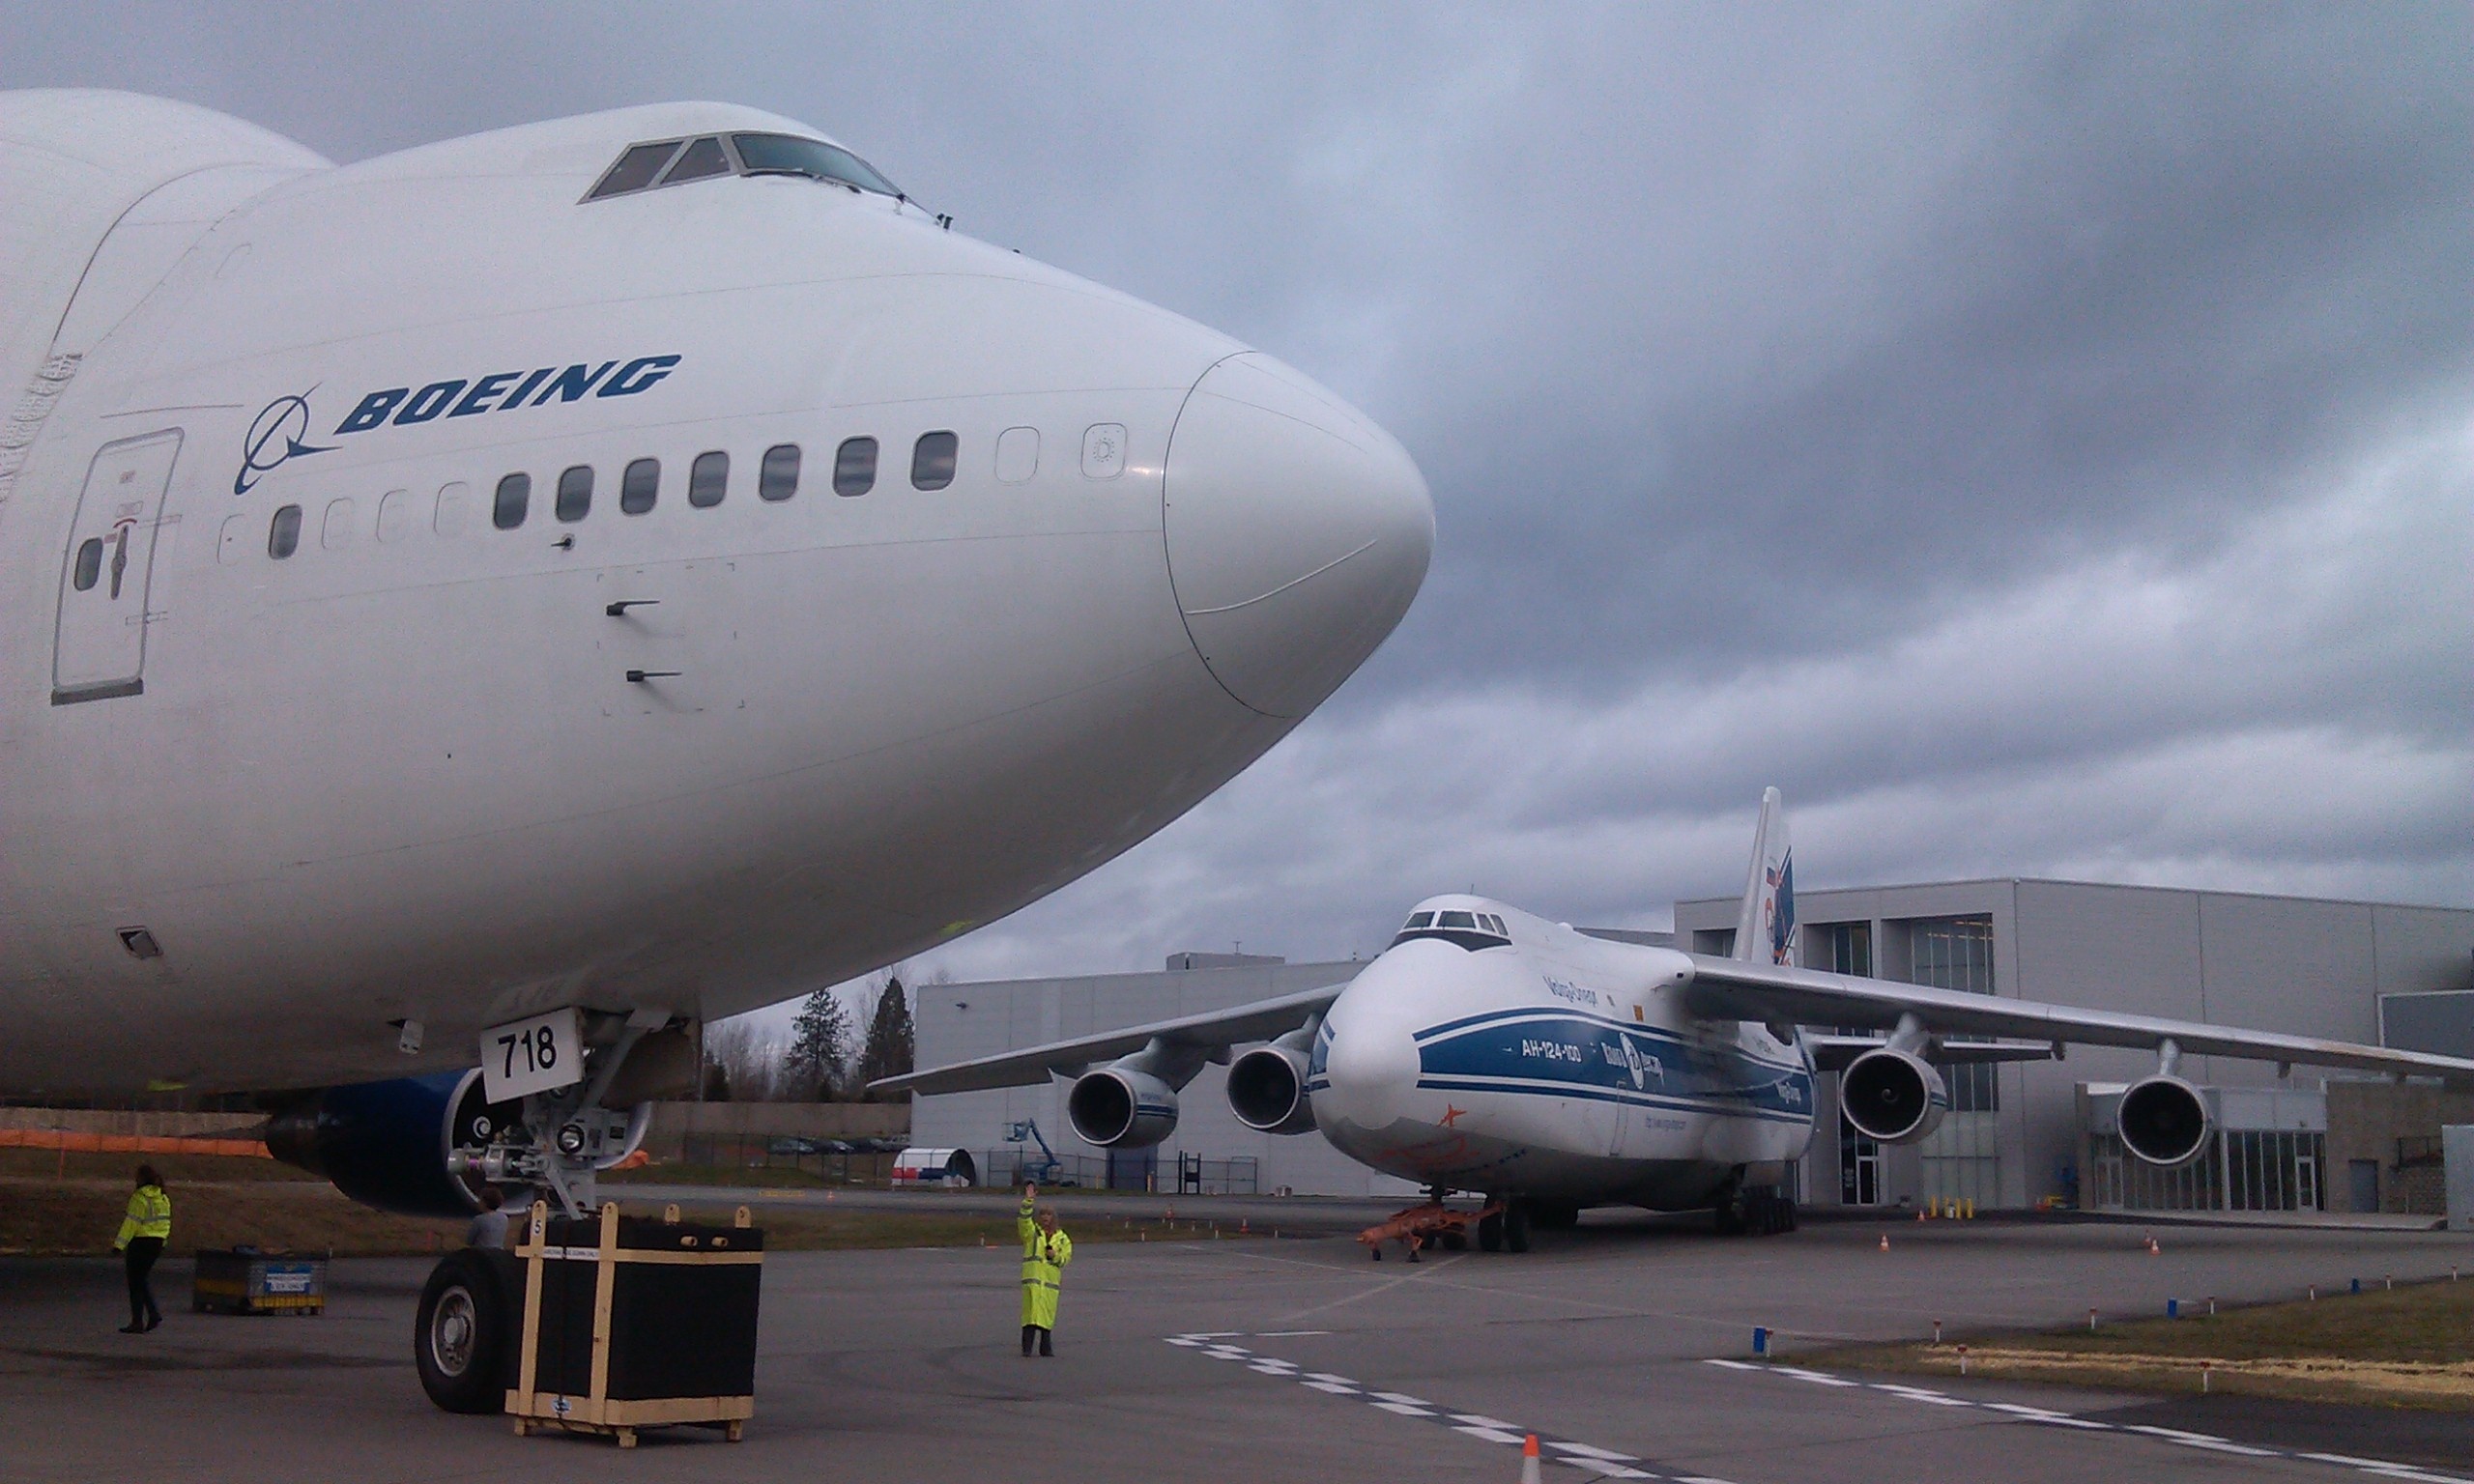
1707, 1359, 2470, 1483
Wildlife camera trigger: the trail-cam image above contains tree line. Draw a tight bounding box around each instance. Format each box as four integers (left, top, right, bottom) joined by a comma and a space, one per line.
700, 974, 913, 1102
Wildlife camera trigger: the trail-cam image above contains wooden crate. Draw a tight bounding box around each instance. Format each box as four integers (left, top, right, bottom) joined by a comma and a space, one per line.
503, 1199, 762, 1447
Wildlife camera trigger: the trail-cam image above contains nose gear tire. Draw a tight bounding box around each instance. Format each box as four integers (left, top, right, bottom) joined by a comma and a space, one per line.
415, 1248, 522, 1413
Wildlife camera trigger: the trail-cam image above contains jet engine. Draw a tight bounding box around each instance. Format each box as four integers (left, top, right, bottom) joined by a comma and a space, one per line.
1226, 1045, 1316, 1135
1066, 1066, 1180, 1149
1837, 1047, 1948, 1144
266, 1069, 647, 1216
2117, 1074, 2213, 1167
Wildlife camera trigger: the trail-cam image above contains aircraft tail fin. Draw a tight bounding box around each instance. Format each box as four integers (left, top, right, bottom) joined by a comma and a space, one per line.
1730, 786, 1796, 966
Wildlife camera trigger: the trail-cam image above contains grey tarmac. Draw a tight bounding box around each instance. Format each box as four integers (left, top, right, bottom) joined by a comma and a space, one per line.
4, 1207, 2469, 1483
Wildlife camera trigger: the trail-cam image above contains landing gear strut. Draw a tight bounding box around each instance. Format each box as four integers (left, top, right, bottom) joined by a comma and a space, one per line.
418, 1011, 670, 1414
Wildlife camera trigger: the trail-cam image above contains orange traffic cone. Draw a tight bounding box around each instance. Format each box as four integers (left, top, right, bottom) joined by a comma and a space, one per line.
2146, 1237, 2160, 1255
1518, 1433, 1542, 1484
1879, 1233, 1889, 1252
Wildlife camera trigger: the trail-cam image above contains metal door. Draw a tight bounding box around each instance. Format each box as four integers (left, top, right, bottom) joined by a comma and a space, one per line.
53, 430, 182, 704
2295, 1144, 2320, 1212
2348, 1158, 2379, 1214
1840, 1119, 1882, 1205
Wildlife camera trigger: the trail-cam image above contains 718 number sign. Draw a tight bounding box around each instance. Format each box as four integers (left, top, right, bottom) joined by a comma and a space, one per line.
478, 1007, 585, 1102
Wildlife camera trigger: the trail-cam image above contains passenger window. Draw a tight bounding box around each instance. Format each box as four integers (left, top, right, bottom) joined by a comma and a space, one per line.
995, 426, 1039, 484
556, 465, 592, 523
322, 498, 355, 550
660, 136, 731, 185
72, 537, 103, 590
435, 481, 470, 537
1438, 910, 1477, 929
587, 140, 684, 200
216, 514, 248, 565
376, 490, 412, 543
269, 504, 302, 558
911, 430, 957, 490
621, 458, 659, 514
760, 443, 800, 501
493, 473, 531, 529
833, 437, 877, 497
689, 451, 729, 507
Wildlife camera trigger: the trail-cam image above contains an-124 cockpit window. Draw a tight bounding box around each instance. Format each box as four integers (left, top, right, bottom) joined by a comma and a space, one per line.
1389, 909, 1511, 951
732, 133, 901, 196
585, 132, 903, 204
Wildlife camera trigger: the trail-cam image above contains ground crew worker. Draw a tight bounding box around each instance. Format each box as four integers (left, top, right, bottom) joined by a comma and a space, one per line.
466, 1187, 509, 1248
113, 1164, 171, 1334
1017, 1182, 1072, 1356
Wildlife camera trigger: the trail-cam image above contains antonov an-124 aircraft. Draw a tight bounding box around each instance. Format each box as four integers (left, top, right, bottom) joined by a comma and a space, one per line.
0, 90, 1429, 1408
882, 788, 2474, 1251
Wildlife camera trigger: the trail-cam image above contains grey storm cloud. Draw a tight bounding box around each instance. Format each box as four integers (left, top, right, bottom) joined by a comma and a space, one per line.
6, 3, 2465, 1005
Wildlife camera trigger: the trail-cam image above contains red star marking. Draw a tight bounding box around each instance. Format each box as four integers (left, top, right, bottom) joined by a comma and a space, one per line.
1439, 1104, 1467, 1127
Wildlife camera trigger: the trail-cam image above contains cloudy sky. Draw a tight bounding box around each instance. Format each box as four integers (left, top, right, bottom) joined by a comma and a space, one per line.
10, 3, 2468, 1011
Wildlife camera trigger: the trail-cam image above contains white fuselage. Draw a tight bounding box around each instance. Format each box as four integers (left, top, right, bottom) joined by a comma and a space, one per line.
0, 95, 1430, 1097
1308, 898, 1816, 1208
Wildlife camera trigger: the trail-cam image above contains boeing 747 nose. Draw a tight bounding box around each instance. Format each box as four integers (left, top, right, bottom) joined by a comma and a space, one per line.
1164, 354, 1434, 718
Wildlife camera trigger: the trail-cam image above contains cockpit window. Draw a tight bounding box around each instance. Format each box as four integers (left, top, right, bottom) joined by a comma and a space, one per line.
1389, 908, 1512, 952
732, 133, 902, 197
583, 131, 903, 205
659, 135, 733, 185
587, 140, 685, 200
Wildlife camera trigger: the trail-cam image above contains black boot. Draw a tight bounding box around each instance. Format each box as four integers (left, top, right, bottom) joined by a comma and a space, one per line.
1021, 1325, 1036, 1356
1038, 1327, 1054, 1357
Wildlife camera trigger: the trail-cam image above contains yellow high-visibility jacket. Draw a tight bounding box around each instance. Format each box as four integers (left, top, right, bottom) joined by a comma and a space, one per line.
115, 1184, 171, 1250
1018, 1195, 1073, 1328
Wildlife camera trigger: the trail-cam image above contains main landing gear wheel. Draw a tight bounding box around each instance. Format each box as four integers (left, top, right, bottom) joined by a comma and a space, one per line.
1502, 1202, 1531, 1254
1477, 1211, 1504, 1252
416, 1249, 520, 1413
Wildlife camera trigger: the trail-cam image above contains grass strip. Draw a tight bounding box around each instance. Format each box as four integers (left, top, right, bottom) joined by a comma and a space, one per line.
1809, 1278, 2474, 1411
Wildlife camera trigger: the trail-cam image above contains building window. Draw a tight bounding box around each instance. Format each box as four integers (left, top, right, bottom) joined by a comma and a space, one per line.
834, 437, 877, 497
911, 430, 957, 490
1816, 922, 1871, 977
556, 465, 592, 523
269, 504, 302, 557
620, 458, 659, 514
689, 451, 728, 508
493, 473, 531, 529
1908, 915, 1997, 1111
760, 443, 800, 501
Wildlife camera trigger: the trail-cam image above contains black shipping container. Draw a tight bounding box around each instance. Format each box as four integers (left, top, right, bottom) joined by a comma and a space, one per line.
507, 1202, 762, 1446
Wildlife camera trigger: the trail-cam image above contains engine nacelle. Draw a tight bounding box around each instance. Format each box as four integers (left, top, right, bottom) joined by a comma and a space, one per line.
1067, 1066, 1179, 1149
2117, 1074, 2213, 1167
1226, 1045, 1317, 1135
1838, 1047, 1948, 1145
266, 1069, 647, 1216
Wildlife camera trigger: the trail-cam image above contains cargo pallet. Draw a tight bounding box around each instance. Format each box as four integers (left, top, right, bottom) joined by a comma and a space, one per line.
503, 1200, 762, 1448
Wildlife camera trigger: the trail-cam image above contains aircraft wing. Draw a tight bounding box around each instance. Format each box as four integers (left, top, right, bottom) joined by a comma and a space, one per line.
1687, 956, 2474, 1085
871, 983, 1345, 1096
1802, 1035, 2057, 1073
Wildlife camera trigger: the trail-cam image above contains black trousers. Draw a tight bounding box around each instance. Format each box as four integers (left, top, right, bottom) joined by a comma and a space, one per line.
1021, 1324, 1052, 1356
124, 1237, 163, 1327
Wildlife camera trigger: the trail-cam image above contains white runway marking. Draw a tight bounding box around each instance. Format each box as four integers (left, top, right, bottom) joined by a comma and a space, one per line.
1709, 1358, 2472, 1481
1165, 1334, 1726, 1482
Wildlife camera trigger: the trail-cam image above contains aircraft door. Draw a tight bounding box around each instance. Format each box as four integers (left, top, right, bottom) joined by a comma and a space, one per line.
52, 430, 183, 705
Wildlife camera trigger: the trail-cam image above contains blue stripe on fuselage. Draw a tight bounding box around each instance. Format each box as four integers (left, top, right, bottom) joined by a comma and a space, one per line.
1411, 1010, 1813, 1123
